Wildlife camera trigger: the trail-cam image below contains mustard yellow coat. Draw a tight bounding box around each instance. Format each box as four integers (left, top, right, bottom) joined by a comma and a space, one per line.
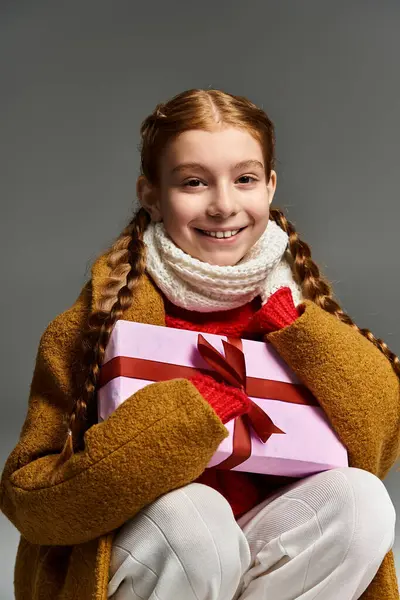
1, 254, 399, 600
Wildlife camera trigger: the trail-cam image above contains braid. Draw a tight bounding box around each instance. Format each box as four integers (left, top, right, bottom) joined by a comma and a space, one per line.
270, 207, 400, 378
53, 208, 151, 472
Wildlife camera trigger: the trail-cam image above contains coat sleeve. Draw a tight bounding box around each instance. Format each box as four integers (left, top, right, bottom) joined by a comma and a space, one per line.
267, 300, 400, 479
0, 288, 228, 547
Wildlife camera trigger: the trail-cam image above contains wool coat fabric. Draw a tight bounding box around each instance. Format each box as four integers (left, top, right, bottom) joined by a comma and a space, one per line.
1, 253, 399, 600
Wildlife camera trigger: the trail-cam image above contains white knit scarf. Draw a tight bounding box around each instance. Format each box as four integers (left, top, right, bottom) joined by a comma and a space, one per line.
143, 220, 303, 312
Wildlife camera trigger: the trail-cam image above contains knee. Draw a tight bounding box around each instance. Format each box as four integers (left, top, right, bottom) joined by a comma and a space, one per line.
145, 481, 232, 519
317, 468, 395, 558
142, 482, 241, 551
338, 467, 395, 539
109, 484, 249, 598
139, 483, 250, 573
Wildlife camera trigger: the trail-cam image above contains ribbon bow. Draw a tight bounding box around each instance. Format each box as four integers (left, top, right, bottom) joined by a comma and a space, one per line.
197, 334, 284, 470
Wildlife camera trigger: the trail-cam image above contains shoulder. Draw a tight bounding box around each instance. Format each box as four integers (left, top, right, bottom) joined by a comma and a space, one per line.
40, 278, 92, 349
38, 251, 166, 379
270, 300, 399, 383
35, 281, 92, 399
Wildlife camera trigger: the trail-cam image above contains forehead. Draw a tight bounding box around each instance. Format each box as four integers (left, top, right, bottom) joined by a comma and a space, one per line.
161, 127, 263, 172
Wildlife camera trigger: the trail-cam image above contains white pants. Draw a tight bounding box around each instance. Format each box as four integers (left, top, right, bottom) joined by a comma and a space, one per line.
107, 468, 396, 600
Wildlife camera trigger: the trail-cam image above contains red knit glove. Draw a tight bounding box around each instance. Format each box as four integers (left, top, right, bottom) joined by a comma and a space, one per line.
253, 287, 302, 333
189, 372, 251, 424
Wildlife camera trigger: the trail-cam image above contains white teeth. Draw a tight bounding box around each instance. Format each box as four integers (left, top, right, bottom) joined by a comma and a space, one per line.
202, 229, 240, 238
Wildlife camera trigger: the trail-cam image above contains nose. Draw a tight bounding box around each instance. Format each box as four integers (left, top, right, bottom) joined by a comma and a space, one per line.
206, 187, 239, 219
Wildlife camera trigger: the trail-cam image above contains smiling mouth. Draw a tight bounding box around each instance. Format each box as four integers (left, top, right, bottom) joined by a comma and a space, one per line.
195, 226, 247, 239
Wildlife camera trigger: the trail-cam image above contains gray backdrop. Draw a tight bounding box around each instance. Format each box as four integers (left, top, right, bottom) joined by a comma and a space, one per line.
1, 1, 399, 597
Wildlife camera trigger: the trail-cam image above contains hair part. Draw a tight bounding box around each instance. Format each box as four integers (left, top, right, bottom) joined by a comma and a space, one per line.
53, 88, 399, 474
139, 88, 276, 186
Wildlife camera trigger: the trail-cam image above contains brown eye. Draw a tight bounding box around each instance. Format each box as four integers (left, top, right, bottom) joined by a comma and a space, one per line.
184, 179, 204, 187
237, 175, 257, 184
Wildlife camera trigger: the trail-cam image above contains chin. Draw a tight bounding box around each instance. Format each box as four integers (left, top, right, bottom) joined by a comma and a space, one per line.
197, 250, 246, 267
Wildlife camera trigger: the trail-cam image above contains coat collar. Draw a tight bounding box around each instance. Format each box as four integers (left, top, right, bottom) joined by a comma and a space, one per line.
90, 253, 166, 326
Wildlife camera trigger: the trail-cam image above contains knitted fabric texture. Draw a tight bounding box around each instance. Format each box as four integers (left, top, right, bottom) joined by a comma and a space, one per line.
163, 295, 262, 338
190, 373, 251, 424
143, 219, 303, 312
254, 286, 301, 332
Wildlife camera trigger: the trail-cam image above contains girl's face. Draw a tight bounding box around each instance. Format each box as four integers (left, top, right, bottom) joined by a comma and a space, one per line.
138, 127, 277, 266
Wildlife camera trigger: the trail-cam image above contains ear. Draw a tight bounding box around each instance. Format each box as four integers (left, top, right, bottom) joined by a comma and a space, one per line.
136, 176, 162, 222
267, 170, 277, 206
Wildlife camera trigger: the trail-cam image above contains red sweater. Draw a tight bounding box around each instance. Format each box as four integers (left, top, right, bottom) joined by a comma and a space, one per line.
164, 295, 297, 519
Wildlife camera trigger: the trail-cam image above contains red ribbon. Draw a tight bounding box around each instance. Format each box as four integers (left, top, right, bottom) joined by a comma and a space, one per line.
197, 335, 285, 470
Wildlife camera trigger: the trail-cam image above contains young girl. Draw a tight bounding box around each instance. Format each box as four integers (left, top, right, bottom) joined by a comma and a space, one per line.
1, 88, 399, 600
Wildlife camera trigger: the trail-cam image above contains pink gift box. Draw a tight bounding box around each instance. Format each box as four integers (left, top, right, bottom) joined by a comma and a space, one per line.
98, 320, 348, 478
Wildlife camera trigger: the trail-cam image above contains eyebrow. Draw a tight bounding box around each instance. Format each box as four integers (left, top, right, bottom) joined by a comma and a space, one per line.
170, 159, 264, 175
